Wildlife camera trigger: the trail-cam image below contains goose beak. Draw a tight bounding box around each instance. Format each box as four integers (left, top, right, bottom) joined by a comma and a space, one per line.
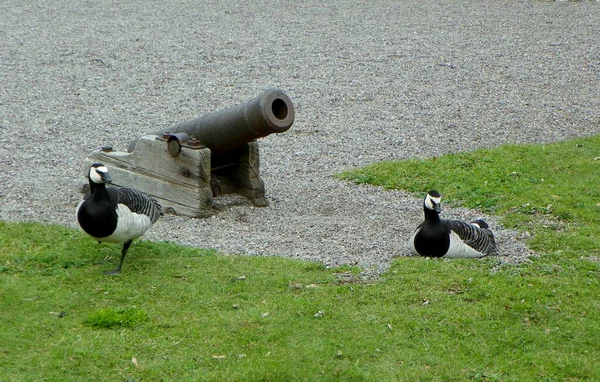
434, 203, 441, 213
97, 171, 112, 183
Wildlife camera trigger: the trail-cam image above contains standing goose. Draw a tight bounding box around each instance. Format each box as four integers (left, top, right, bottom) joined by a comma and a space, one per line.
408, 190, 499, 258
76, 163, 162, 274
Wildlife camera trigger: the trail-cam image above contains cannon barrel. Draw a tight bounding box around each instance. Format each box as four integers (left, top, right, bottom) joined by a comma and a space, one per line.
130, 89, 294, 153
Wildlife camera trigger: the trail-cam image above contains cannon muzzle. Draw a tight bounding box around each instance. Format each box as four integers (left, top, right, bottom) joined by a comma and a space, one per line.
129, 88, 294, 153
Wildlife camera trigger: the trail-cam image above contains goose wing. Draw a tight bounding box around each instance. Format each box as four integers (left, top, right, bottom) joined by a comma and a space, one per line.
447, 219, 498, 256
114, 187, 162, 224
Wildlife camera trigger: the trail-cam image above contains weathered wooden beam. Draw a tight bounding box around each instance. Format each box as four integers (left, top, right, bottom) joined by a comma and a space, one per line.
83, 135, 268, 218
85, 135, 215, 218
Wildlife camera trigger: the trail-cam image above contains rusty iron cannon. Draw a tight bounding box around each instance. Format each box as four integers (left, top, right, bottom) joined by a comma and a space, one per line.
85, 89, 294, 217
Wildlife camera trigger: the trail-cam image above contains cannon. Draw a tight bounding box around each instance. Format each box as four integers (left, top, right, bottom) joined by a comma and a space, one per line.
85, 89, 294, 217
129, 88, 293, 154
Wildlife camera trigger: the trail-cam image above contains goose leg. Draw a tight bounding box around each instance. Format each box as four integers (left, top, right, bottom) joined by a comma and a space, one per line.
104, 240, 132, 275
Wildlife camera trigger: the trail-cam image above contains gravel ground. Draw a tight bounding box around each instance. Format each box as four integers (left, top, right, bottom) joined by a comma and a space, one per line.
1, 0, 599, 278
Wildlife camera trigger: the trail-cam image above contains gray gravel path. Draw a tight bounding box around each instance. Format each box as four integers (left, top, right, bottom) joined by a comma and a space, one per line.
1, 0, 599, 278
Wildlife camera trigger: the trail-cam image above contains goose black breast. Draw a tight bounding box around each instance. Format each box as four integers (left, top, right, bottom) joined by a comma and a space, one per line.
77, 188, 119, 239
413, 222, 451, 257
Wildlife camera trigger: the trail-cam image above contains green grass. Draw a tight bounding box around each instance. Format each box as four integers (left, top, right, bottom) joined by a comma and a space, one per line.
84, 307, 149, 329
339, 134, 600, 257
2, 135, 600, 381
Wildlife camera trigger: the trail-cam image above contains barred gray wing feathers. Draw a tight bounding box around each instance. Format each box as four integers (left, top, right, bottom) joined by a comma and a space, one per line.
116, 187, 162, 224
447, 219, 499, 256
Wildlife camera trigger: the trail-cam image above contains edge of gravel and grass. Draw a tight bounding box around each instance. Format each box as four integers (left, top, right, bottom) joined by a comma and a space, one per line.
340, 134, 600, 260
1, 135, 599, 381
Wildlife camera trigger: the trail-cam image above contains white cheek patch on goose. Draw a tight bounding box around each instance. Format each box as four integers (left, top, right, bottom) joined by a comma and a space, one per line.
425, 195, 441, 210
89, 166, 109, 184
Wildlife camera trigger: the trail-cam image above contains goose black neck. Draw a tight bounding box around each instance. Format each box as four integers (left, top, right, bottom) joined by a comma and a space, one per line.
89, 180, 109, 198
423, 205, 441, 223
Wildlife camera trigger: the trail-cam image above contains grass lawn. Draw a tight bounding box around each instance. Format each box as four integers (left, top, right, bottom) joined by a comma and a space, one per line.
1, 135, 599, 381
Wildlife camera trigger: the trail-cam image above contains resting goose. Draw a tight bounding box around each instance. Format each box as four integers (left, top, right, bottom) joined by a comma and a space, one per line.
76, 163, 162, 274
408, 190, 499, 258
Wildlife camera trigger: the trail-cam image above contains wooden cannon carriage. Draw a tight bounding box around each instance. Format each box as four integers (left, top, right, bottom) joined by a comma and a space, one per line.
85, 89, 294, 217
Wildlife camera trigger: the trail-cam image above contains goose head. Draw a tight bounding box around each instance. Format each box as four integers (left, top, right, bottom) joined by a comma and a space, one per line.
424, 190, 442, 213
88, 163, 112, 184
